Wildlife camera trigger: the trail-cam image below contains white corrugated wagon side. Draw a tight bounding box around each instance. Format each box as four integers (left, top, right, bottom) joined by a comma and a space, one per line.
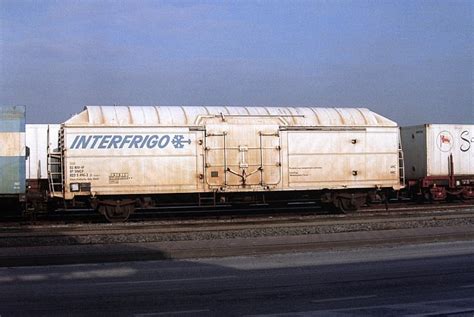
401, 124, 474, 201
49, 106, 403, 221
25, 124, 60, 209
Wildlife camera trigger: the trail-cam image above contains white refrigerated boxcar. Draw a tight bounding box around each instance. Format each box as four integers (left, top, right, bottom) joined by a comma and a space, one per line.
50, 106, 404, 221
401, 124, 474, 200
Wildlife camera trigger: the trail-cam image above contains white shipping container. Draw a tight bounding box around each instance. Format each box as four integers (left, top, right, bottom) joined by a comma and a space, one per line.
401, 124, 474, 179
26, 124, 60, 179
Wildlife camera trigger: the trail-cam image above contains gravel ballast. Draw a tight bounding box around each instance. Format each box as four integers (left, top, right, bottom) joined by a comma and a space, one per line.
2, 216, 474, 248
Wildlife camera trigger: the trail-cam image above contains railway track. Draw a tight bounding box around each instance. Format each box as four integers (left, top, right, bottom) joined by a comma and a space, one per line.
1, 203, 473, 266
1, 200, 474, 225
1, 203, 473, 246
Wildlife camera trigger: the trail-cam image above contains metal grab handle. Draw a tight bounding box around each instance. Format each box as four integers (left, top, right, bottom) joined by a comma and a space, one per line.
226, 167, 263, 186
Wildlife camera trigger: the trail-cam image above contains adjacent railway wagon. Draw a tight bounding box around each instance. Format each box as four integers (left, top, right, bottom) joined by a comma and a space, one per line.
25, 124, 60, 208
0, 106, 26, 207
401, 124, 474, 201
48, 106, 404, 221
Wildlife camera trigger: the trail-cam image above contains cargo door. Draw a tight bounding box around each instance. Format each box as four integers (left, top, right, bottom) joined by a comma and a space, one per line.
204, 124, 281, 189
286, 129, 368, 188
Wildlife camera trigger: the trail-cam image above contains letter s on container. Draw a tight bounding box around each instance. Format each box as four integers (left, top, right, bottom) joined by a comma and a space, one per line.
460, 130, 471, 152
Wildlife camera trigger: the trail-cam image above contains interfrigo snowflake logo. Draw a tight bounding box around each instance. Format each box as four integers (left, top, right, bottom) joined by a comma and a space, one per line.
436, 131, 453, 152
172, 135, 192, 148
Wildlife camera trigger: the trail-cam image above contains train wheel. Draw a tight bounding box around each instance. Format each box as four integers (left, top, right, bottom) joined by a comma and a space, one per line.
338, 198, 358, 213
336, 194, 366, 214
99, 204, 133, 222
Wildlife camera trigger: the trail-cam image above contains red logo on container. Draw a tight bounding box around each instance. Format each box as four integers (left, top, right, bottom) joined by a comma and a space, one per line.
436, 131, 453, 152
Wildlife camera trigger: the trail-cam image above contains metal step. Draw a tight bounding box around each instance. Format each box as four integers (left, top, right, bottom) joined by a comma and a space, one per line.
198, 192, 217, 207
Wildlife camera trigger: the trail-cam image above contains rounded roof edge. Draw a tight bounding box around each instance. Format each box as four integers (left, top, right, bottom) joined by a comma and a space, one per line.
64, 105, 397, 127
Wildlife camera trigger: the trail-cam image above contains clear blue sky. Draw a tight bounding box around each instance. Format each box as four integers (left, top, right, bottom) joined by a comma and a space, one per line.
0, 0, 472, 124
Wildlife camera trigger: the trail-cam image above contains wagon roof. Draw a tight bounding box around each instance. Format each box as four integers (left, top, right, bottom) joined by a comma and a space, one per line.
64, 106, 397, 127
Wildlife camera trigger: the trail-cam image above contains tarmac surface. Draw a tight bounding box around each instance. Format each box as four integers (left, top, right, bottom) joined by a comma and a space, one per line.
1, 240, 474, 316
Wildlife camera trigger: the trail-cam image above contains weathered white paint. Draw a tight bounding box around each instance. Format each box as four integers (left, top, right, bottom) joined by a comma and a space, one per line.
26, 124, 60, 179
401, 124, 474, 178
286, 128, 400, 189
66, 106, 397, 127
0, 132, 25, 156
58, 106, 402, 199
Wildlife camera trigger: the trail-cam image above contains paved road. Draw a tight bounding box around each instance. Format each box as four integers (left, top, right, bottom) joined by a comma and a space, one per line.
1, 241, 474, 316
